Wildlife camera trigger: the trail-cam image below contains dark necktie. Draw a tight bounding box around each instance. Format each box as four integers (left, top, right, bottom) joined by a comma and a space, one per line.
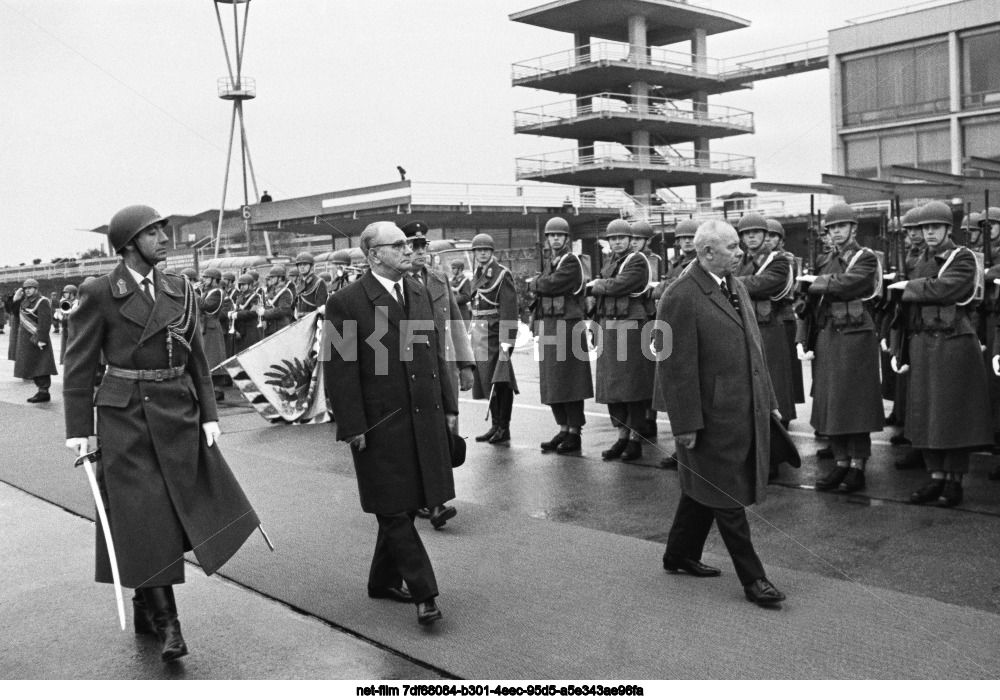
411, 271, 423, 286
393, 281, 406, 313
141, 278, 155, 302
720, 280, 740, 313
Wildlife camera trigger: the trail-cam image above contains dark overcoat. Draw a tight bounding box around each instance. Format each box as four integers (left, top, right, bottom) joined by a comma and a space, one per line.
14, 295, 57, 379
323, 272, 457, 515
807, 240, 885, 435
6, 295, 20, 361
469, 257, 519, 398
657, 261, 777, 509
451, 274, 473, 324
901, 241, 993, 449
736, 250, 797, 421
199, 286, 228, 374
233, 290, 264, 353
263, 284, 295, 336
421, 268, 476, 404
982, 262, 1000, 429
296, 274, 329, 318
589, 251, 655, 404
529, 251, 594, 405
63, 263, 259, 588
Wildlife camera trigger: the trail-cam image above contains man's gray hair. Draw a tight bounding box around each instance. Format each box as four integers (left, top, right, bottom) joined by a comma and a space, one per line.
693, 219, 737, 260
359, 221, 403, 254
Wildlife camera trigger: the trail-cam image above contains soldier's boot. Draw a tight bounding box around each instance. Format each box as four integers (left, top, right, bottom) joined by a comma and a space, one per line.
620, 440, 642, 462
937, 479, 963, 508
601, 439, 630, 461
555, 431, 581, 454
541, 430, 568, 452
26, 391, 50, 403
841, 465, 867, 493
475, 425, 499, 442
489, 425, 511, 444
141, 586, 188, 662
815, 465, 850, 491
816, 446, 834, 459
909, 479, 946, 504
132, 590, 156, 637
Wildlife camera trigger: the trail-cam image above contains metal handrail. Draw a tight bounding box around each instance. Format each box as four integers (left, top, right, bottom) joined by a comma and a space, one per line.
844, 0, 962, 26
512, 42, 727, 82
513, 92, 754, 131
408, 181, 644, 215
516, 145, 756, 179
217, 76, 256, 98
722, 38, 828, 75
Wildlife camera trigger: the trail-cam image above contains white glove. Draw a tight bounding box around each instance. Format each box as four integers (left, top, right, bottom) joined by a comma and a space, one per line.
993, 355, 1000, 377
66, 438, 89, 457
796, 343, 814, 361
796, 275, 817, 284
500, 343, 513, 355
994, 279, 1000, 287
202, 421, 221, 447
890, 356, 909, 375
880, 338, 889, 354
887, 280, 908, 291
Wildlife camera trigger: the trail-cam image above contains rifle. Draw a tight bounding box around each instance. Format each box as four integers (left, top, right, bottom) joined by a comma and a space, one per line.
984, 190, 994, 269
889, 196, 910, 369
659, 212, 667, 279
796, 197, 822, 353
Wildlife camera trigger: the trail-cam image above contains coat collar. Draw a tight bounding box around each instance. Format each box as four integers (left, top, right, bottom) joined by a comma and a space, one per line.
689, 260, 743, 327
928, 237, 957, 261
361, 270, 406, 329
836, 238, 862, 264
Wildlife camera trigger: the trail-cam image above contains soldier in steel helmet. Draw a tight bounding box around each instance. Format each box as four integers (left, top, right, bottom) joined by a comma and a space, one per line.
469, 232, 519, 445
630, 220, 662, 439
55, 283, 80, 365
328, 249, 354, 294
293, 252, 328, 319
978, 207, 1000, 452
220, 271, 238, 358
63, 205, 261, 662
765, 218, 805, 408
886, 201, 992, 508
260, 264, 295, 337
449, 259, 473, 326
797, 203, 885, 493
529, 216, 594, 455
232, 272, 264, 353
198, 267, 229, 401
587, 218, 656, 462
14, 277, 58, 402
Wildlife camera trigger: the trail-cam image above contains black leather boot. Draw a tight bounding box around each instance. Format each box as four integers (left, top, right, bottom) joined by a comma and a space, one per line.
601, 438, 629, 461
476, 425, 498, 442
133, 590, 155, 637
620, 440, 642, 462
489, 425, 511, 444
555, 431, 582, 454
540, 430, 568, 452
141, 586, 188, 662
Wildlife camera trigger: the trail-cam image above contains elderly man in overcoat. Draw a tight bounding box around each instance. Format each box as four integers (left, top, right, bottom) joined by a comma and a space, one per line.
323, 221, 458, 626
657, 220, 786, 608
14, 279, 58, 403
64, 205, 261, 662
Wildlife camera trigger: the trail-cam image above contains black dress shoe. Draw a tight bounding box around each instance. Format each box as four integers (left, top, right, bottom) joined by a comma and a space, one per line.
416, 599, 442, 625
637, 422, 657, 438
889, 433, 911, 446
488, 427, 510, 444
841, 468, 866, 493
894, 450, 924, 470
662, 554, 721, 577
659, 454, 678, 470
415, 508, 431, 518
937, 481, 963, 508
475, 426, 498, 442
744, 578, 786, 607
555, 432, 581, 454
541, 430, 568, 452
815, 466, 849, 491
910, 479, 945, 504
990, 464, 1000, 482
816, 446, 834, 459
620, 440, 642, 462
26, 391, 50, 403
368, 586, 413, 603
601, 438, 629, 461
429, 504, 457, 529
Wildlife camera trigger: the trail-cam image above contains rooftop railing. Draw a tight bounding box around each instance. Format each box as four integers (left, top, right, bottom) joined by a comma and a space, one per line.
516, 145, 756, 179
407, 181, 645, 216
512, 42, 727, 82
721, 38, 828, 77
514, 92, 754, 131
844, 0, 963, 26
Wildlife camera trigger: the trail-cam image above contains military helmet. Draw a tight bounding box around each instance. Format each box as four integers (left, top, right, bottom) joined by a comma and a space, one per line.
736, 212, 769, 234
823, 203, 858, 228
985, 207, 1000, 224
83, 276, 97, 285
248, 269, 260, 281
266, 264, 286, 279
294, 252, 316, 266
630, 220, 655, 239
23, 278, 39, 288
222, 271, 237, 282
765, 219, 785, 238
603, 218, 632, 238
330, 249, 352, 265
201, 267, 222, 281
63, 284, 78, 294
318, 272, 333, 282
108, 205, 168, 254
400, 220, 429, 240
544, 217, 571, 235
961, 211, 984, 230
286, 266, 299, 278
180, 267, 198, 281
471, 233, 495, 250
674, 218, 700, 239
237, 273, 254, 286
918, 201, 954, 227
901, 206, 923, 229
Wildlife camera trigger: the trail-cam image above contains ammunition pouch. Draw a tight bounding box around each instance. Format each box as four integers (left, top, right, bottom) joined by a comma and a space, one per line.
540, 295, 566, 318
914, 304, 958, 335
754, 300, 774, 325
828, 300, 866, 329
600, 295, 632, 319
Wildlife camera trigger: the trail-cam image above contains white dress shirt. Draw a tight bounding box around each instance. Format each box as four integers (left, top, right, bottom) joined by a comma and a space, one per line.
370, 270, 404, 306
126, 265, 156, 300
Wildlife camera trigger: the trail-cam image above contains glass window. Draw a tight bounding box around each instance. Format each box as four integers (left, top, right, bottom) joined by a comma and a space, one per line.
963, 28, 1000, 108
916, 127, 951, 172
842, 41, 948, 125
881, 132, 916, 169
845, 137, 878, 179
964, 119, 1000, 160
843, 56, 877, 125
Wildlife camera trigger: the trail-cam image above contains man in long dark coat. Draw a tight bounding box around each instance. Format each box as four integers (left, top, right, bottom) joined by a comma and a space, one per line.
888, 202, 992, 508
657, 219, 786, 607
232, 273, 264, 353
198, 267, 228, 401
261, 265, 295, 337
588, 219, 656, 462
323, 221, 458, 626
14, 279, 58, 402
798, 203, 885, 493
55, 284, 79, 365
469, 233, 519, 445
293, 252, 329, 319
764, 218, 804, 406
450, 260, 473, 326
64, 205, 260, 662
529, 216, 594, 455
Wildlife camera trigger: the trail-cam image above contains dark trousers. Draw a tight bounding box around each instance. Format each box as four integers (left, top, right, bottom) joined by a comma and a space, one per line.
489, 383, 514, 427
665, 493, 766, 587
33, 375, 51, 391
550, 400, 585, 428
922, 448, 970, 475
829, 432, 872, 460
369, 513, 438, 603
608, 400, 647, 433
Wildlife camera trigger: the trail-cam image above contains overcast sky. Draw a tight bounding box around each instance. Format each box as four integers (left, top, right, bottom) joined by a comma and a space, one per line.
0, 0, 922, 267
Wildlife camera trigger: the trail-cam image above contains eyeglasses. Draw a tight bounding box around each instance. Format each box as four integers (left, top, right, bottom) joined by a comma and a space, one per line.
373, 240, 412, 251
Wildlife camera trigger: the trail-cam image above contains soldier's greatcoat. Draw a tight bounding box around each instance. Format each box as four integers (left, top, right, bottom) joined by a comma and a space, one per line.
6, 295, 20, 361
295, 273, 328, 318
13, 294, 57, 379
323, 272, 457, 515
233, 290, 264, 353
418, 267, 476, 404
807, 240, 885, 435
736, 250, 797, 421
902, 241, 992, 449
198, 286, 228, 374
657, 261, 777, 509
589, 250, 655, 404
451, 273, 473, 324
63, 263, 259, 588
262, 283, 295, 336
529, 251, 594, 405
469, 257, 519, 398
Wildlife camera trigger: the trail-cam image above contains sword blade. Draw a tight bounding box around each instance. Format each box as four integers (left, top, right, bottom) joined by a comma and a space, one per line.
82, 460, 126, 631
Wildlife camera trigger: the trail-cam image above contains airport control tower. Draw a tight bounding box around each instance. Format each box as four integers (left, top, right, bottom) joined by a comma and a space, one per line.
511, 0, 758, 206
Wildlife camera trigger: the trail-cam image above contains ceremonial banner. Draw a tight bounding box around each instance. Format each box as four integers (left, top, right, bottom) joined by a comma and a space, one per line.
215, 311, 329, 424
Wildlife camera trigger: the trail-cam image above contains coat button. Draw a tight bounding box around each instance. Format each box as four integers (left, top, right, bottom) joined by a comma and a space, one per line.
144, 396, 150, 402
415, 407, 420, 413
411, 374, 416, 380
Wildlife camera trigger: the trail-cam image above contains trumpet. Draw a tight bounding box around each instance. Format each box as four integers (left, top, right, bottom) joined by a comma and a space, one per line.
256, 289, 267, 329
60, 300, 73, 312
227, 310, 238, 334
